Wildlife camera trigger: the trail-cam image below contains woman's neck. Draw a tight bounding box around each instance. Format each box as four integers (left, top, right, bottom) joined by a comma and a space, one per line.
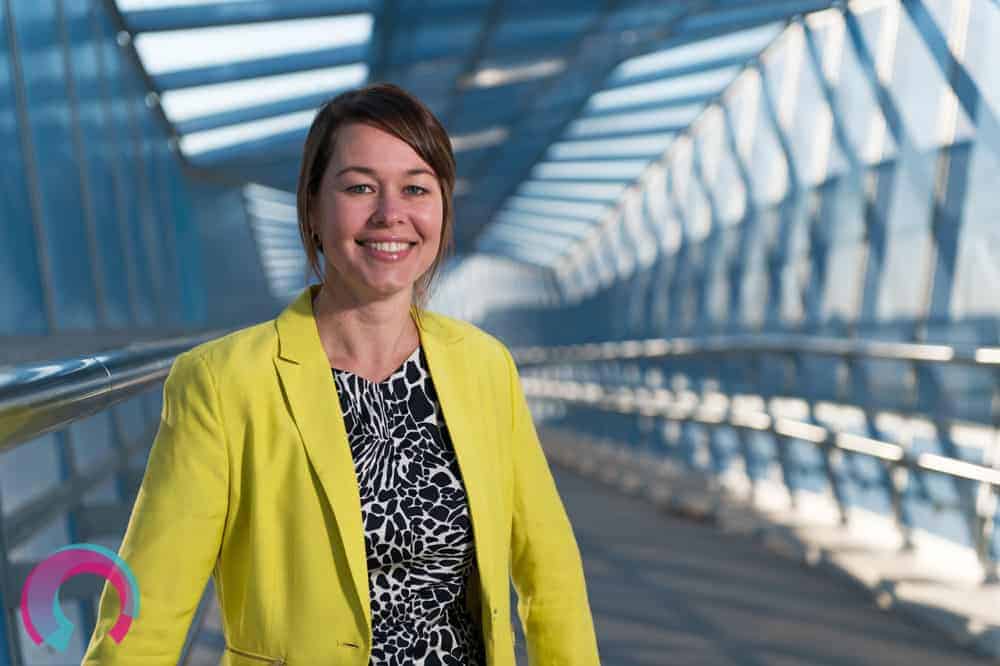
311, 285, 421, 382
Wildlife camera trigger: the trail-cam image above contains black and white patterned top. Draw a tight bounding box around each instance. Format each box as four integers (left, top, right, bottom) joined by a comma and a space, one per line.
332, 345, 486, 666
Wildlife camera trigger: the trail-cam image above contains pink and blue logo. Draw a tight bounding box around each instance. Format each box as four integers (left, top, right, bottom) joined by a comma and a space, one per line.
19, 543, 139, 652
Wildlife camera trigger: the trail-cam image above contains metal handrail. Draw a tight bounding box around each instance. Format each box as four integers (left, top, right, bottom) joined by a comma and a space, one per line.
523, 379, 1000, 488
0, 331, 223, 451
524, 376, 1000, 580
0, 331, 226, 665
512, 334, 1000, 367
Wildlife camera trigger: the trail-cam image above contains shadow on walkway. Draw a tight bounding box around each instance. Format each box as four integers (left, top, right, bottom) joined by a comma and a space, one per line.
551, 467, 990, 666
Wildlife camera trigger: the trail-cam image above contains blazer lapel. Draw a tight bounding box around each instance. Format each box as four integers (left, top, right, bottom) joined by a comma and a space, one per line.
274, 287, 370, 628
415, 308, 496, 612
272, 287, 496, 629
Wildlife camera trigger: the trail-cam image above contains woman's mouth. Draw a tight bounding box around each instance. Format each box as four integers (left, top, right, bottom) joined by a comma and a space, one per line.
357, 239, 417, 261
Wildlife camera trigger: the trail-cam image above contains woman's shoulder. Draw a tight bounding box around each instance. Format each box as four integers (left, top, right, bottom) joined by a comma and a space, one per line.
170, 318, 279, 382
416, 309, 512, 361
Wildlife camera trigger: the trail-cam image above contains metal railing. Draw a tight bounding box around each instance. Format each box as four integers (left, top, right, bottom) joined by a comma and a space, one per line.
515, 334, 1000, 583
0, 333, 220, 451
0, 331, 222, 666
512, 334, 1000, 367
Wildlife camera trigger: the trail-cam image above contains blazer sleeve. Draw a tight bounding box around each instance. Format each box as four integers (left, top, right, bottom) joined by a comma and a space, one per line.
503, 347, 601, 665
81, 350, 229, 665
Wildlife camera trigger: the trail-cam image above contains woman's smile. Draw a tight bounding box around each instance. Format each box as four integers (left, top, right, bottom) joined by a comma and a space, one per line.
356, 238, 418, 262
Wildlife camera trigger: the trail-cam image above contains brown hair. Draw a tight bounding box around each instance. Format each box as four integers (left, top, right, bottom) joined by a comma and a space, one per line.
296, 82, 456, 308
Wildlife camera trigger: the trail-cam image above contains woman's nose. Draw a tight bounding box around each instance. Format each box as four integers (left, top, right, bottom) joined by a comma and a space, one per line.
374, 190, 405, 223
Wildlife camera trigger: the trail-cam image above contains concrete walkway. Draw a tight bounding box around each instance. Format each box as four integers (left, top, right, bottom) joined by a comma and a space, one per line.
550, 466, 989, 665
185, 464, 991, 665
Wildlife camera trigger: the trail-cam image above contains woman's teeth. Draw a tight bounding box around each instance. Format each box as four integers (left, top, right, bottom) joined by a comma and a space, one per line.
365, 241, 411, 252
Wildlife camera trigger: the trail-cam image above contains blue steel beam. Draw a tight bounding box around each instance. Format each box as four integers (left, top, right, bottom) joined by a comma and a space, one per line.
566, 120, 694, 142
482, 232, 575, 258
367, 0, 398, 83
902, 0, 1000, 160
154, 43, 368, 90
475, 249, 560, 271
440, 0, 506, 130
468, 0, 835, 180
678, 0, 824, 33
468, 0, 839, 229
477, 238, 567, 268
487, 220, 591, 244
125, 0, 373, 32
377, 24, 593, 82
505, 195, 611, 220
517, 182, 626, 204
543, 133, 679, 161
521, 175, 635, 187
175, 88, 348, 135
125, 0, 617, 33
463, 0, 715, 222
496, 210, 603, 231
500, 200, 604, 226
491, 224, 592, 249
603, 50, 761, 90
188, 127, 309, 167
184, 160, 300, 190
581, 92, 719, 119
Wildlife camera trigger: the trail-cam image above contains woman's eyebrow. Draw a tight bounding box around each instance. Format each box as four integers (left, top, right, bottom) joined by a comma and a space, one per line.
335, 166, 435, 178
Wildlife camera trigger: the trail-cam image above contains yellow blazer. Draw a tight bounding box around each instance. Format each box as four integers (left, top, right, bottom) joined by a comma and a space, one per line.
82, 286, 599, 665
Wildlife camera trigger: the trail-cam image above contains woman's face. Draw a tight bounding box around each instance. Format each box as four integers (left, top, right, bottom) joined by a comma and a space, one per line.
312, 122, 443, 303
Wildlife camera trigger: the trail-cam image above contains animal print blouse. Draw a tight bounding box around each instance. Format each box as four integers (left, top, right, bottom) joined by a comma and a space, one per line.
332, 345, 486, 665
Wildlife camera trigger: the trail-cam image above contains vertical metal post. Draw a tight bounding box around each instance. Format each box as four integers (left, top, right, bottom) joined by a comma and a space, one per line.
756, 351, 798, 510
89, 1, 141, 326
796, 346, 851, 526
735, 428, 760, 506
820, 443, 850, 527
774, 434, 799, 512
906, 0, 982, 581
4, 0, 56, 332
53, 428, 96, 641
886, 460, 915, 551
126, 94, 166, 326
0, 488, 24, 665
55, 0, 108, 329
974, 480, 998, 584
975, 423, 1000, 584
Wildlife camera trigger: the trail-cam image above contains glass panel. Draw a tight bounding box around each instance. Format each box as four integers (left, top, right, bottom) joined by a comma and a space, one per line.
161, 63, 366, 122
0, 0, 46, 333
180, 108, 314, 154
134, 14, 372, 74
517, 181, 626, 202
532, 160, 648, 181
10, 0, 99, 329
588, 66, 740, 113
547, 133, 675, 160
568, 104, 704, 137
610, 22, 783, 83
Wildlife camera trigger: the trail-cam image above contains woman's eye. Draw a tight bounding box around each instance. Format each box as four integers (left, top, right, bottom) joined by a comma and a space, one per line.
346, 184, 374, 193
404, 185, 429, 195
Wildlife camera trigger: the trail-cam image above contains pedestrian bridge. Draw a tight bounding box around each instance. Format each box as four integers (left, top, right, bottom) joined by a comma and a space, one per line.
1, 0, 999, 663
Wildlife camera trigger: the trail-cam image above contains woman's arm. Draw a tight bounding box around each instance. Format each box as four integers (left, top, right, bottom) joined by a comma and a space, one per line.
503, 347, 600, 665
81, 349, 229, 664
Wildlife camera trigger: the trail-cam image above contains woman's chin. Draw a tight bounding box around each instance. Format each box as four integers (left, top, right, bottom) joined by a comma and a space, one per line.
357, 278, 417, 300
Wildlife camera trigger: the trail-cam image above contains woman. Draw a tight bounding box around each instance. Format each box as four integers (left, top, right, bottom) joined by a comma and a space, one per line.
82, 83, 599, 665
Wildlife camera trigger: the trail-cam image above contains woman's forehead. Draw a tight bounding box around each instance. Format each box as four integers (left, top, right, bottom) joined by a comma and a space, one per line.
331, 123, 432, 171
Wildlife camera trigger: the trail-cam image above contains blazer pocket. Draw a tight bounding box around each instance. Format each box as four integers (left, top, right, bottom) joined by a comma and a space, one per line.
225, 644, 286, 666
